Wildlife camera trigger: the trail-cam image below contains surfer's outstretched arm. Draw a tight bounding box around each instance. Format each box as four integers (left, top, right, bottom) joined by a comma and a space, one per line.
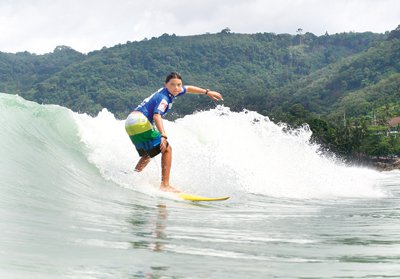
185, 85, 224, 101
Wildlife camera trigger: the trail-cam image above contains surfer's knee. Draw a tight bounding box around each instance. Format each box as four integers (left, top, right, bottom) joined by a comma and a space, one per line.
162, 143, 172, 154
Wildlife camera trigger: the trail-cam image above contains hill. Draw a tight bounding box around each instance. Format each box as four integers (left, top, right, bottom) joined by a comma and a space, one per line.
268, 36, 400, 120
1, 31, 385, 116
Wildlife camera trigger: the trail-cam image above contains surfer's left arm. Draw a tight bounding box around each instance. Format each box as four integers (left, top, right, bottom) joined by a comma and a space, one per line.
185, 85, 223, 101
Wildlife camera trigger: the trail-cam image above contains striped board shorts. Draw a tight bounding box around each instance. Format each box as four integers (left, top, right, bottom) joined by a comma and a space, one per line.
125, 111, 161, 158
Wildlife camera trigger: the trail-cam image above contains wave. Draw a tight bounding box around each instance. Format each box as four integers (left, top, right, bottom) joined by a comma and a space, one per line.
1, 93, 387, 201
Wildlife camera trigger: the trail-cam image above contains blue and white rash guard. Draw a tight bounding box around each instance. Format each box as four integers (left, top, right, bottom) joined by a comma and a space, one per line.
134, 86, 186, 123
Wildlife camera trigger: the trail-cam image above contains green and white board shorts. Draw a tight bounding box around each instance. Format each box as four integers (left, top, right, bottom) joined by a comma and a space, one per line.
125, 111, 162, 157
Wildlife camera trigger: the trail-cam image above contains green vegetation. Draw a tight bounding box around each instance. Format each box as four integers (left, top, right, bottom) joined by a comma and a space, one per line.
1, 26, 400, 160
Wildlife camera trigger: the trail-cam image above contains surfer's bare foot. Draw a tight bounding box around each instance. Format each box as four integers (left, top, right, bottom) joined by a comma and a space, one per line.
160, 185, 180, 193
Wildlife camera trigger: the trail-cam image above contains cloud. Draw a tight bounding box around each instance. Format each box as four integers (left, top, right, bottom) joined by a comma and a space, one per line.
0, 0, 398, 54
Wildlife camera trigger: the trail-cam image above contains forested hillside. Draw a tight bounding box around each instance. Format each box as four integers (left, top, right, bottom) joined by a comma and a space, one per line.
1, 26, 400, 159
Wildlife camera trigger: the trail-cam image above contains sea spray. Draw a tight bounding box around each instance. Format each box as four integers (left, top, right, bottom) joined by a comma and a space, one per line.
73, 105, 386, 199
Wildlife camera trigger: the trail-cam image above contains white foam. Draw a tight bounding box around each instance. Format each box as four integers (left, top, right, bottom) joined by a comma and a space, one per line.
73, 107, 387, 199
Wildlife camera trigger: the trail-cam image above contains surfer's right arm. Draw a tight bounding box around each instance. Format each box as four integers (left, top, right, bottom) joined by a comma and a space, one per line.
153, 113, 168, 152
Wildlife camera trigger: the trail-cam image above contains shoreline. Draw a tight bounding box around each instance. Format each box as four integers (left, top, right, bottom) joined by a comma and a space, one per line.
348, 156, 400, 171
370, 157, 400, 171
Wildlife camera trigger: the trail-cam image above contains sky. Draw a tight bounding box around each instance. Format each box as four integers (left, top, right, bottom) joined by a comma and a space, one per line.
0, 0, 399, 54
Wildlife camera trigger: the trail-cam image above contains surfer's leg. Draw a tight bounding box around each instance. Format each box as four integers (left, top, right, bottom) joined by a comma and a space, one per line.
135, 155, 151, 172
160, 144, 178, 191
161, 144, 172, 185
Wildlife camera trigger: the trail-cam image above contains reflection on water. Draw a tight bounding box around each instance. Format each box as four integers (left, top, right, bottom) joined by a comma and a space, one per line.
128, 203, 171, 279
150, 204, 168, 252
129, 203, 168, 252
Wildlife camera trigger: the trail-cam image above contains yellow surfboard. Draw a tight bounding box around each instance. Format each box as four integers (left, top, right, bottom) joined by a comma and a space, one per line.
177, 192, 230, 202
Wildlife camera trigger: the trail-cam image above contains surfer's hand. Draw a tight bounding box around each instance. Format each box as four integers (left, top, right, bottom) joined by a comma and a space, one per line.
207, 91, 224, 101
160, 137, 169, 153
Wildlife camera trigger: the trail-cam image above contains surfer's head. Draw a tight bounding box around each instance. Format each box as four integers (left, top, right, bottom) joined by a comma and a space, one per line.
165, 72, 182, 83
164, 72, 183, 96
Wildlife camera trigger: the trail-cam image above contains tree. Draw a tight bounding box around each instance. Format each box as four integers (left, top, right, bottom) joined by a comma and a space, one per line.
296, 28, 303, 45
220, 27, 231, 34
388, 24, 400, 40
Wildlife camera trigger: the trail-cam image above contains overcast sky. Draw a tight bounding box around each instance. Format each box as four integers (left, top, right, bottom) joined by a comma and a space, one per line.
1, 0, 399, 54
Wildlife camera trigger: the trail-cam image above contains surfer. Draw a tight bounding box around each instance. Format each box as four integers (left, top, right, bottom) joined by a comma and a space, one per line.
125, 72, 223, 192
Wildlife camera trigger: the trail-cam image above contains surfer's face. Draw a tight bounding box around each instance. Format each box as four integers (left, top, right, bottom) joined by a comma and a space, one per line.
165, 78, 183, 96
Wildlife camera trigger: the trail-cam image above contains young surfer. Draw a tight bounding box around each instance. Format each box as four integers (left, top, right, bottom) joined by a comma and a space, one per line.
125, 72, 223, 192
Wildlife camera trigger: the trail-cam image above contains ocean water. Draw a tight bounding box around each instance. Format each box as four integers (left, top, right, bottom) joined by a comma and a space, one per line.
1, 93, 399, 279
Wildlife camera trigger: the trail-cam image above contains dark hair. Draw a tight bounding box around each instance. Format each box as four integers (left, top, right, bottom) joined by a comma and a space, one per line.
165, 72, 182, 83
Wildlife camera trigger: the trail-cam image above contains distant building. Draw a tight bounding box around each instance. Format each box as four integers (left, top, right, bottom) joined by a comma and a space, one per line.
388, 117, 400, 127
388, 117, 400, 136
